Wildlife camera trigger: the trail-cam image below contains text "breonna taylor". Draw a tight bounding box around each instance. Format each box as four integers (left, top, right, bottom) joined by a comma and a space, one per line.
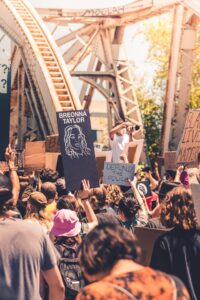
59, 111, 87, 124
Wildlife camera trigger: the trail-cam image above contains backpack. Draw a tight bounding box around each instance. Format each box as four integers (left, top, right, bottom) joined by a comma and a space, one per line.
55, 243, 85, 300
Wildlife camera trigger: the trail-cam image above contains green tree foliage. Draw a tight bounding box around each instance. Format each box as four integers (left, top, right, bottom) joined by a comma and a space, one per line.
136, 86, 162, 162
134, 14, 200, 160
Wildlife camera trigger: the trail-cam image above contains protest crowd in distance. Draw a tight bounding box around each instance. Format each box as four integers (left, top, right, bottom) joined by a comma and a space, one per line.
1, 110, 200, 300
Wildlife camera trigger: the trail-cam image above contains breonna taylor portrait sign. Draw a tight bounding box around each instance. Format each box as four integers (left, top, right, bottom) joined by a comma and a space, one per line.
57, 109, 99, 191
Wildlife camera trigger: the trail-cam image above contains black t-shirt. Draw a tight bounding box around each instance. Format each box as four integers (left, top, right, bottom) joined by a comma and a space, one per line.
151, 227, 200, 300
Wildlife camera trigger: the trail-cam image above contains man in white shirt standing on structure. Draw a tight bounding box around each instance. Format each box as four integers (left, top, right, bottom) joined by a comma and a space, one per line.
110, 121, 139, 163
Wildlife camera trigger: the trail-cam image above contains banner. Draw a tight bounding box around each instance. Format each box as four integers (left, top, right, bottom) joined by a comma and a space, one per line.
0, 60, 11, 161
103, 162, 135, 186
57, 109, 99, 191
177, 110, 200, 166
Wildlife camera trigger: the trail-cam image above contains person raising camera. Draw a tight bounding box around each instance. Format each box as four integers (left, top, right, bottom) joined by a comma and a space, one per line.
109, 121, 140, 163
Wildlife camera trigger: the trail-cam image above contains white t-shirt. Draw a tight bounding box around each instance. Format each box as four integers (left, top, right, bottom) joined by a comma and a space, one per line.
110, 132, 129, 163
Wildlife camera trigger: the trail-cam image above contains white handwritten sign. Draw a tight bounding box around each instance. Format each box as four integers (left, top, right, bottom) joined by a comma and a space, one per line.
103, 162, 135, 186
0, 55, 10, 94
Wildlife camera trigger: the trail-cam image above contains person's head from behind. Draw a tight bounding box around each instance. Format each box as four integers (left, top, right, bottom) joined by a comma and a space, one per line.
0, 174, 13, 216
39, 168, 59, 183
161, 187, 198, 230
56, 195, 75, 211
105, 184, 123, 206
41, 182, 57, 204
118, 195, 140, 221
56, 177, 66, 197
89, 187, 106, 210
165, 170, 176, 182
57, 194, 82, 213
51, 209, 82, 245
78, 224, 141, 282
25, 192, 47, 220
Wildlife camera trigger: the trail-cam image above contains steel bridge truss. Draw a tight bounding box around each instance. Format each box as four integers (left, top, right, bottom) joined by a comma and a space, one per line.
0, 0, 200, 154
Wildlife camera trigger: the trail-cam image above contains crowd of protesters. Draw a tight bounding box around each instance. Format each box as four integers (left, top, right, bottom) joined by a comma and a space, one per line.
0, 120, 200, 300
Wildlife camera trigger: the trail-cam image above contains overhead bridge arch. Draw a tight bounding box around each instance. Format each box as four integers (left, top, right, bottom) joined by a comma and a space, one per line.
0, 0, 81, 136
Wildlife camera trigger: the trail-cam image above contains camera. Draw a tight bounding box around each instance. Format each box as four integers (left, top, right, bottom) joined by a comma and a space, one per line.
128, 125, 140, 132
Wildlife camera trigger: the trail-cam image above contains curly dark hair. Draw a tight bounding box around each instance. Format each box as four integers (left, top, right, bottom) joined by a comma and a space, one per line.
118, 195, 140, 220
78, 223, 141, 278
39, 169, 59, 183
161, 187, 198, 230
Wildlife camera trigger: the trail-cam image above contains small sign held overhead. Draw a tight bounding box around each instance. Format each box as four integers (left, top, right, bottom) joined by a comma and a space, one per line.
103, 162, 135, 186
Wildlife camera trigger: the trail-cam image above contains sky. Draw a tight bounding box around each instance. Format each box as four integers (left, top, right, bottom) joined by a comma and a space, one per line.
29, 0, 152, 81
30, 0, 133, 8
0, 0, 160, 96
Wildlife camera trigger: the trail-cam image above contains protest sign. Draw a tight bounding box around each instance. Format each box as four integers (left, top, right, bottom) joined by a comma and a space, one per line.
45, 135, 60, 153
177, 110, 200, 166
103, 162, 135, 186
57, 109, 99, 191
136, 180, 152, 197
24, 141, 45, 170
164, 151, 177, 170
134, 227, 169, 266
190, 184, 200, 227
0, 61, 11, 161
95, 151, 112, 179
123, 139, 144, 164
45, 153, 60, 170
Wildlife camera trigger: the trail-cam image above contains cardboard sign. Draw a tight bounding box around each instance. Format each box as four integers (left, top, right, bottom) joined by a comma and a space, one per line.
45, 153, 60, 170
57, 109, 99, 191
24, 141, 45, 170
190, 184, 200, 227
136, 180, 152, 197
45, 135, 60, 153
164, 151, 177, 170
0, 66, 11, 160
134, 227, 169, 266
123, 139, 144, 165
177, 110, 200, 166
95, 151, 112, 179
103, 162, 135, 186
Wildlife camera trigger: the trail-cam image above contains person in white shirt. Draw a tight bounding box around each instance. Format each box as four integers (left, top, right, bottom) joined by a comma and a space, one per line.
109, 121, 133, 163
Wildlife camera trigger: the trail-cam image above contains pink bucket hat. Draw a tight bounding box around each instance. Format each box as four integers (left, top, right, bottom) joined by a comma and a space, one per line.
51, 209, 81, 237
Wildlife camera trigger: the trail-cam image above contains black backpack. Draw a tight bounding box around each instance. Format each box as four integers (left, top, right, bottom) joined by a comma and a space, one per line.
55, 243, 85, 300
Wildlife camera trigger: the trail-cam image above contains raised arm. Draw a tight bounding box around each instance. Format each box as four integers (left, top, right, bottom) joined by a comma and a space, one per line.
78, 179, 98, 231
109, 122, 131, 140
5, 146, 20, 206
128, 178, 149, 218
42, 266, 65, 300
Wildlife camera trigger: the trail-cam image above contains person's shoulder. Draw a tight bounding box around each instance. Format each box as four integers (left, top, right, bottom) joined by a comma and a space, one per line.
145, 268, 190, 299
171, 275, 190, 299
76, 282, 104, 300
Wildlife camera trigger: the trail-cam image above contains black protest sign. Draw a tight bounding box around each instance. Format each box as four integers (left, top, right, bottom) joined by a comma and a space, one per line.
103, 162, 135, 186
136, 180, 152, 197
0, 66, 11, 161
177, 110, 200, 166
57, 109, 99, 191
